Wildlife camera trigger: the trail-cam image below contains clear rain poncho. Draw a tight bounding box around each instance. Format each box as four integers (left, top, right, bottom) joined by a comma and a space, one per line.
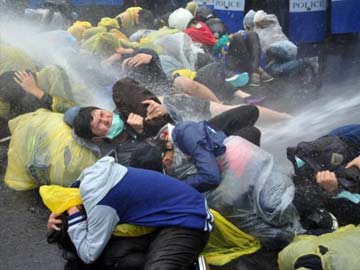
167, 136, 303, 249
154, 32, 204, 77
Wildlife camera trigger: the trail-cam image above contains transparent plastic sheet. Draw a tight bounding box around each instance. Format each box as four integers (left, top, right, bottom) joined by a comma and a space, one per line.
169, 136, 302, 250
36, 64, 90, 110
136, 26, 179, 55
0, 44, 37, 75
5, 109, 98, 190
154, 32, 203, 76
206, 136, 302, 249
278, 225, 360, 270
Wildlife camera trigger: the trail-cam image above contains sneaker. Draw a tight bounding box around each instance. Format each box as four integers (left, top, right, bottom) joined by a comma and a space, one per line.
225, 72, 249, 88
304, 56, 319, 74
308, 209, 338, 230
249, 73, 261, 87
244, 95, 267, 105
259, 67, 274, 83
191, 255, 209, 270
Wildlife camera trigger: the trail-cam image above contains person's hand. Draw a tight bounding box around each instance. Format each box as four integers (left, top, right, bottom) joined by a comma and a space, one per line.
48, 213, 62, 231
14, 71, 44, 100
127, 113, 144, 134
142, 100, 167, 121
122, 53, 152, 69
346, 155, 360, 169
116, 47, 134, 55
316, 170, 338, 193
101, 52, 123, 67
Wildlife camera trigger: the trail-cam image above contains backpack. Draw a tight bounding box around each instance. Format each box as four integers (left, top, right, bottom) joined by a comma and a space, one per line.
287, 135, 353, 178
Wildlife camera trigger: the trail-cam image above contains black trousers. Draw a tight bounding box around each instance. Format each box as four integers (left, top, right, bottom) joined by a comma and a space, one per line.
99, 227, 209, 270
227, 31, 261, 75
144, 227, 209, 270
208, 105, 261, 146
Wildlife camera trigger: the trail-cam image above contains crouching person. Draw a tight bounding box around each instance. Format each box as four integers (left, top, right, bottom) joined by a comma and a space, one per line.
44, 156, 212, 269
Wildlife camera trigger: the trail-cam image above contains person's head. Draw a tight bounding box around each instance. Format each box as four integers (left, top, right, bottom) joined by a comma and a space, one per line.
168, 8, 194, 31
137, 9, 154, 29
47, 212, 96, 269
72, 106, 124, 140
47, 213, 77, 254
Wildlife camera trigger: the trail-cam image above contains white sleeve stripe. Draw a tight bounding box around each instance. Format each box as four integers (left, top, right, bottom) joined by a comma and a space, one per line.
68, 215, 86, 227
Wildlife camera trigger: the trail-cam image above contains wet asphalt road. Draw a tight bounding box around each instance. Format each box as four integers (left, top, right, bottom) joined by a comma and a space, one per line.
0, 35, 359, 270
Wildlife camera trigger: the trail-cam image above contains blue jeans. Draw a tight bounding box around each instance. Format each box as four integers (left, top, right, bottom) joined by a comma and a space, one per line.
266, 42, 307, 76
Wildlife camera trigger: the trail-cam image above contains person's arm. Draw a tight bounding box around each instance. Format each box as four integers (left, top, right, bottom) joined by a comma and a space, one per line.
67, 206, 119, 264
316, 168, 360, 194
182, 144, 221, 192
14, 71, 74, 112
123, 48, 164, 77
173, 124, 222, 192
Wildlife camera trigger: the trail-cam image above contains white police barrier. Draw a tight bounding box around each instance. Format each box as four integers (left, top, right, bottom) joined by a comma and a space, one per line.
331, 0, 360, 34
289, 0, 327, 43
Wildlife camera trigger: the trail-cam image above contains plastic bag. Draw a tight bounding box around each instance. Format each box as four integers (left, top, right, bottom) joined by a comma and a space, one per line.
5, 109, 98, 190
81, 32, 120, 58
154, 32, 203, 74
39, 185, 82, 214
203, 210, 261, 266
0, 44, 37, 75
278, 225, 360, 270
205, 136, 302, 249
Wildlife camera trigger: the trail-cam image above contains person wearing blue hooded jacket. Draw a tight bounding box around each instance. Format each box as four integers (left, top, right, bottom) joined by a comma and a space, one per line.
50, 156, 213, 269
146, 120, 301, 249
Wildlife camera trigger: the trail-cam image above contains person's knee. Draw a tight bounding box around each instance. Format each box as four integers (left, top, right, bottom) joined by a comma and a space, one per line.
248, 105, 260, 121
173, 76, 194, 95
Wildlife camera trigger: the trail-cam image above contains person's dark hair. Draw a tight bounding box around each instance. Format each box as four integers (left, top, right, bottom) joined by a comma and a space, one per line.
72, 106, 100, 140
47, 212, 102, 270
153, 12, 171, 29
47, 213, 77, 254
138, 9, 154, 29
130, 143, 163, 172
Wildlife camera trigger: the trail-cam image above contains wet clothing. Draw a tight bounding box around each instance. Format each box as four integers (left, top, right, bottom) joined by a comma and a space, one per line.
121, 48, 178, 96
185, 22, 217, 47
112, 77, 178, 138
169, 122, 299, 249
290, 125, 360, 228
68, 156, 213, 264
226, 31, 261, 75
208, 105, 261, 146
0, 66, 75, 121
329, 124, 360, 156
172, 121, 227, 192
184, 22, 262, 76
195, 61, 238, 101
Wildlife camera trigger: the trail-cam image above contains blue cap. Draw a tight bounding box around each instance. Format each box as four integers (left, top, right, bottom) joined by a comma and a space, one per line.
64, 106, 81, 127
